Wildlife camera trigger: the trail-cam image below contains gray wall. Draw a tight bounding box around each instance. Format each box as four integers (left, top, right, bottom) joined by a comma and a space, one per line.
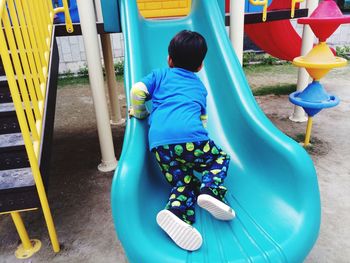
57, 33, 125, 74
56, 24, 350, 74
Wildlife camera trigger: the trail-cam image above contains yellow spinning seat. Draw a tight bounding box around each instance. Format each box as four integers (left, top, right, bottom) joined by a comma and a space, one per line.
293, 42, 347, 80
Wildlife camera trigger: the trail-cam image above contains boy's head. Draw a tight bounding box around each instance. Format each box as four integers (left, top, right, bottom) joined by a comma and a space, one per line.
168, 30, 207, 72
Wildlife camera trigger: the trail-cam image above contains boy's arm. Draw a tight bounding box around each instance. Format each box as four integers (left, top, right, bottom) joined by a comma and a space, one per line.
129, 82, 150, 119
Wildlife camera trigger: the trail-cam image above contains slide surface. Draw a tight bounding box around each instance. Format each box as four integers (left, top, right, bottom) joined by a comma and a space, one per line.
111, 1, 321, 262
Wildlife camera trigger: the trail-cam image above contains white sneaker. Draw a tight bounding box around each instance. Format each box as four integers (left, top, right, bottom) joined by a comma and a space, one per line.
197, 194, 235, 221
156, 210, 202, 251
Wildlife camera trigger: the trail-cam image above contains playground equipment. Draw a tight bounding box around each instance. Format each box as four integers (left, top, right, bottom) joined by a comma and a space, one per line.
110, 0, 320, 262
226, 0, 320, 122
1, 0, 124, 257
137, 0, 192, 18
54, 0, 124, 171
75, 0, 119, 172
0, 0, 72, 258
243, 0, 309, 62
53, 0, 80, 24
289, 0, 350, 146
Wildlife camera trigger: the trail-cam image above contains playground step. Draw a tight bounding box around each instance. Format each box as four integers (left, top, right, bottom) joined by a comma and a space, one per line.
0, 109, 20, 135
0, 81, 12, 104
0, 115, 20, 135
0, 100, 39, 137
0, 133, 24, 148
0, 102, 15, 113
0, 145, 29, 171
0, 183, 40, 213
0, 61, 4, 76
0, 167, 34, 190
0, 101, 20, 135
0, 38, 58, 213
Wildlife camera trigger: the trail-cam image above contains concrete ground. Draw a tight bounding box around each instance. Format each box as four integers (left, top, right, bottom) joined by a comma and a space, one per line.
0, 66, 349, 262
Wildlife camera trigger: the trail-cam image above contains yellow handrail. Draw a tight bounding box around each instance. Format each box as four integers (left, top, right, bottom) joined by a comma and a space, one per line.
54, 0, 73, 33
0, 0, 72, 257
291, 0, 304, 18
249, 0, 268, 22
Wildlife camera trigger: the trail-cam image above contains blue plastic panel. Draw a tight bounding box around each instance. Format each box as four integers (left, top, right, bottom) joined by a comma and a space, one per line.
100, 0, 122, 33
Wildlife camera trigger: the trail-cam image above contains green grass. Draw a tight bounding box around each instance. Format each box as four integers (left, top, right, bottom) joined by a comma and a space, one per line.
57, 63, 298, 97
244, 63, 298, 96
252, 83, 296, 96
58, 76, 90, 87
58, 74, 124, 88
291, 133, 317, 155
243, 63, 297, 75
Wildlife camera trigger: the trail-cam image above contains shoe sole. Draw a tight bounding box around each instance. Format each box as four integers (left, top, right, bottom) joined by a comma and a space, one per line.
197, 194, 235, 221
156, 210, 202, 251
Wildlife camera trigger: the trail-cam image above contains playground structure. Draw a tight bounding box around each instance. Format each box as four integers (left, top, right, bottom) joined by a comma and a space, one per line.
0, 0, 127, 257
0, 0, 347, 260
290, 0, 350, 146
0, 0, 73, 258
228, 0, 309, 62
110, 0, 320, 262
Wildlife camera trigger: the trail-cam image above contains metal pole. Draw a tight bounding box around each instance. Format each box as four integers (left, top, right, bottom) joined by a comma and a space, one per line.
304, 116, 313, 146
230, 0, 245, 65
11, 212, 42, 259
290, 0, 318, 122
101, 34, 125, 125
11, 212, 34, 250
94, 0, 103, 23
76, 0, 117, 172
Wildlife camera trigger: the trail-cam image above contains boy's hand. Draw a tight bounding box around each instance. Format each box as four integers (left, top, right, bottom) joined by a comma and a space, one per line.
128, 106, 149, 119
128, 106, 135, 119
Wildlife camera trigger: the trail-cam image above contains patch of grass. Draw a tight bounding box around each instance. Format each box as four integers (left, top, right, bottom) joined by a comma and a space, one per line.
58, 61, 125, 88
253, 83, 296, 96
77, 66, 89, 77
291, 133, 330, 156
114, 60, 124, 75
294, 133, 305, 142
58, 76, 90, 87
115, 75, 124, 82
243, 52, 287, 67
336, 45, 350, 60
243, 51, 258, 65
244, 63, 296, 74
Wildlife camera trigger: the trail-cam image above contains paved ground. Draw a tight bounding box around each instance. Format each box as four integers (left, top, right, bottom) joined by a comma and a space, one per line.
0, 66, 349, 262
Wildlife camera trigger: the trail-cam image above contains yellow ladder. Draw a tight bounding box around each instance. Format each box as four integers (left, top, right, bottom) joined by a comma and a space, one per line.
0, 0, 72, 258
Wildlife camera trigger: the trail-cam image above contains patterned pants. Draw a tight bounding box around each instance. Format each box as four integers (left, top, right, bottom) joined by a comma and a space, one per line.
153, 140, 230, 224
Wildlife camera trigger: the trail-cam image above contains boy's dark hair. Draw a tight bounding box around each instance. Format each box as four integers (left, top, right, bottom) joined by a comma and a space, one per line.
168, 30, 207, 72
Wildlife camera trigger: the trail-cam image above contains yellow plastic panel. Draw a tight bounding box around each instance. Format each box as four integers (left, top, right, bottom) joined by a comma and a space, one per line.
137, 0, 191, 18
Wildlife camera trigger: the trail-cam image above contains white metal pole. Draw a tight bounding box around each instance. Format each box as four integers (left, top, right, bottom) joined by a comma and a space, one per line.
101, 33, 125, 125
230, 0, 245, 65
94, 0, 103, 23
289, 0, 318, 122
76, 0, 117, 172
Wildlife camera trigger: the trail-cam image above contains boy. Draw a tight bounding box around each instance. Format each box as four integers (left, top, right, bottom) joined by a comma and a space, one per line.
129, 30, 235, 251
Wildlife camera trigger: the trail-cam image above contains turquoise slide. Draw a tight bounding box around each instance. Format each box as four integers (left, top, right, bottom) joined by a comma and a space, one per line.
111, 1, 321, 262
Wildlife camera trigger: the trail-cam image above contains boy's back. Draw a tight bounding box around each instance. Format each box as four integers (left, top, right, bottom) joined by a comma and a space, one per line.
142, 67, 208, 150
